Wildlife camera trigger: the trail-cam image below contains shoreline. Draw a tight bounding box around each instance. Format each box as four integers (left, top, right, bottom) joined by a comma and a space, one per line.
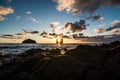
0, 41, 120, 80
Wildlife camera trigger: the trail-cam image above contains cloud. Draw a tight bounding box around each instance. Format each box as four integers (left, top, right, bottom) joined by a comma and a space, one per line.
112, 28, 120, 35
31, 31, 39, 34
40, 31, 71, 39
88, 34, 120, 43
94, 20, 120, 34
64, 20, 87, 32
112, 20, 120, 26
87, 13, 104, 21
0, 6, 14, 15
51, 22, 60, 27
0, 29, 40, 40
0, 34, 22, 39
50, 22, 59, 33
54, 0, 120, 15
54, 0, 98, 15
6, 0, 12, 3
49, 33, 57, 37
71, 34, 120, 43
15, 33, 23, 35
40, 31, 48, 36
26, 11, 32, 14
0, 6, 14, 21
16, 16, 22, 21
29, 17, 39, 23
0, 15, 5, 21
41, 20, 87, 39
94, 28, 106, 33
40, 31, 54, 39
99, 23, 106, 27
106, 20, 120, 31
72, 33, 84, 38
22, 29, 39, 35
50, 22, 64, 34
103, 0, 120, 6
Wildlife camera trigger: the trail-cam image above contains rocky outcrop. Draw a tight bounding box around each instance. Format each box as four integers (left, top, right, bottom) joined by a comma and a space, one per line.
22, 39, 36, 44
0, 41, 120, 80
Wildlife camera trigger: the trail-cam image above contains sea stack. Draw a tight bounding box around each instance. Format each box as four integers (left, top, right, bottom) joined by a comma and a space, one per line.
22, 39, 36, 44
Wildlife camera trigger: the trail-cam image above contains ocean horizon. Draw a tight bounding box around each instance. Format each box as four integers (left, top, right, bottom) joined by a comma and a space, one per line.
0, 43, 80, 54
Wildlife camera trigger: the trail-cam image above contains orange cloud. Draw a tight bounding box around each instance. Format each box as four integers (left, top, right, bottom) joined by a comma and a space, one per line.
0, 6, 14, 15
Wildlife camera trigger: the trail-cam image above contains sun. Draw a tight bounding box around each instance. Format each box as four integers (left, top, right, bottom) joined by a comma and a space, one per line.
56, 35, 63, 44
58, 36, 61, 43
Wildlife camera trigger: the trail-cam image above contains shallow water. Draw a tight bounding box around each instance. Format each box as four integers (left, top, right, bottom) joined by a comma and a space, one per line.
0, 44, 78, 54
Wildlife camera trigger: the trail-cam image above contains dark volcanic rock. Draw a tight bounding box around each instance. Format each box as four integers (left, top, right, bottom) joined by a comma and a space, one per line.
33, 56, 81, 80
0, 53, 45, 80
48, 48, 61, 55
31, 55, 99, 80
65, 45, 108, 64
1, 41, 120, 80
22, 39, 36, 44
20, 49, 44, 57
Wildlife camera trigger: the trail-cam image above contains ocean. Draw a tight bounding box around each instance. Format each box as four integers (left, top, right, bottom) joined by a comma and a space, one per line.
0, 44, 78, 54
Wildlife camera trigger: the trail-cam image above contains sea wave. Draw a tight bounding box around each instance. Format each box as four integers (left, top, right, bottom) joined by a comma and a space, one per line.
0, 44, 78, 54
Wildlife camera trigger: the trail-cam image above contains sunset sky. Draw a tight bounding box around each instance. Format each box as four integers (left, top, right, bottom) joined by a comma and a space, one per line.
0, 0, 120, 43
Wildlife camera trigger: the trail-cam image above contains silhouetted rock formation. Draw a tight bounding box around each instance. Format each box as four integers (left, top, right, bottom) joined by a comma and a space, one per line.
0, 41, 120, 80
97, 40, 120, 49
18, 49, 45, 57
65, 45, 108, 64
22, 39, 36, 44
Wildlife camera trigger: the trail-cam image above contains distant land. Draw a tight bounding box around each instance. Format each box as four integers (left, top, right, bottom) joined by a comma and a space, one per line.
22, 39, 36, 44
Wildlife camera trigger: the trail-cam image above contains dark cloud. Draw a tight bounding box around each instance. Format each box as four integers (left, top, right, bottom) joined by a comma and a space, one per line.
22, 29, 39, 34
62, 35, 71, 39
31, 31, 39, 34
49, 33, 57, 37
2, 34, 13, 37
87, 13, 104, 21
72, 33, 84, 39
40, 31, 53, 39
112, 29, 120, 35
94, 20, 120, 34
0, 34, 22, 39
106, 26, 120, 31
15, 33, 23, 35
107, 20, 120, 31
65, 20, 88, 33
6, 0, 12, 3
40, 31, 72, 39
0, 29, 40, 40
54, 0, 120, 15
40, 31, 48, 36
103, 0, 120, 6
88, 34, 120, 43
72, 34, 120, 43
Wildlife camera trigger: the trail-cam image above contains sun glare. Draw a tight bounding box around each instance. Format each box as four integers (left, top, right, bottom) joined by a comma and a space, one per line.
58, 36, 61, 43
56, 35, 63, 45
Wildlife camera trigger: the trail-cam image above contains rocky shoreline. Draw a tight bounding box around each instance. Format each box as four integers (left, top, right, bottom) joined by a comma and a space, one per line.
0, 41, 120, 80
